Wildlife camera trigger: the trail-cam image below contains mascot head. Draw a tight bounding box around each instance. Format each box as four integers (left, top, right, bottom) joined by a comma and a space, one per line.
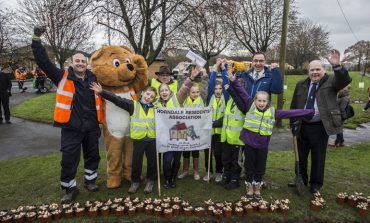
91, 45, 148, 93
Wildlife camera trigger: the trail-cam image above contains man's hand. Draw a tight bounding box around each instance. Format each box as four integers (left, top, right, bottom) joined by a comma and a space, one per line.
291, 120, 300, 136
89, 82, 103, 93
326, 49, 341, 66
34, 26, 46, 37
270, 63, 279, 69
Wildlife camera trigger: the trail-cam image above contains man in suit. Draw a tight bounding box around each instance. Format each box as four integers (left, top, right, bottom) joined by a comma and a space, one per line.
289, 49, 352, 193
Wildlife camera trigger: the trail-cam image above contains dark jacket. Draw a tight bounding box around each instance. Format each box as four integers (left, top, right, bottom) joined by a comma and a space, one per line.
239, 66, 283, 98
0, 72, 12, 92
290, 66, 352, 135
31, 39, 99, 131
230, 79, 314, 149
337, 88, 350, 120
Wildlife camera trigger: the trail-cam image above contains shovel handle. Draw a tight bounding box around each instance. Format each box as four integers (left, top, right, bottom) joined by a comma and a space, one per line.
293, 136, 299, 161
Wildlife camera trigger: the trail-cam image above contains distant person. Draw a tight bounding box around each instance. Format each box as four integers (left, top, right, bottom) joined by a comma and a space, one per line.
14, 66, 28, 93
0, 70, 12, 124
31, 26, 102, 203
150, 66, 179, 98
329, 86, 350, 147
289, 49, 352, 194
31, 67, 47, 94
363, 86, 370, 111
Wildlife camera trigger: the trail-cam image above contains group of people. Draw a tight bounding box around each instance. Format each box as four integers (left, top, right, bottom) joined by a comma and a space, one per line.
30, 26, 352, 203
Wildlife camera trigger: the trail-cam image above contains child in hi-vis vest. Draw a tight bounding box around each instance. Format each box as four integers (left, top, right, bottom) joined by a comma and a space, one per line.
227, 71, 314, 200
90, 83, 157, 194
178, 83, 205, 180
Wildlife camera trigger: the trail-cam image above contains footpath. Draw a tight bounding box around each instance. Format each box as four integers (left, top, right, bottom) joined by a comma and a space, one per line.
1, 86, 369, 160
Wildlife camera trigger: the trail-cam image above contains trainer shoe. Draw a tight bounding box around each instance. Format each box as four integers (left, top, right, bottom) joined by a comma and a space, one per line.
128, 182, 140, 194
214, 173, 223, 183
202, 173, 214, 181
177, 171, 189, 179
144, 180, 154, 194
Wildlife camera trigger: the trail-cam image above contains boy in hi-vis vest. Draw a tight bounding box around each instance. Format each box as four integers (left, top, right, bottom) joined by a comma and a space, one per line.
227, 71, 314, 200
90, 83, 157, 194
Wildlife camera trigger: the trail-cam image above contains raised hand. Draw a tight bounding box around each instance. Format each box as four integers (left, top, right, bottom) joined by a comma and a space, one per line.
227, 69, 236, 81
89, 82, 103, 93
190, 65, 201, 80
326, 49, 341, 66
34, 26, 46, 37
178, 62, 185, 73
270, 63, 279, 69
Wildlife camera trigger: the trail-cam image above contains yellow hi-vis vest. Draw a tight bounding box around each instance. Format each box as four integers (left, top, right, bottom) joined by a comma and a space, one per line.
209, 94, 225, 135
183, 96, 204, 108
220, 98, 245, 146
130, 101, 156, 139
154, 95, 180, 108
151, 79, 178, 98
243, 104, 275, 136
54, 71, 103, 124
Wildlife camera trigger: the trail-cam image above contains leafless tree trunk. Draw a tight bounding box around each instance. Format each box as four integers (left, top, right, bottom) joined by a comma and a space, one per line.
95, 0, 203, 65
17, 0, 95, 67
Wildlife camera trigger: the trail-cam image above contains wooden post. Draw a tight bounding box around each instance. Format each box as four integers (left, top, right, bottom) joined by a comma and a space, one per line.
156, 152, 161, 196
207, 147, 212, 183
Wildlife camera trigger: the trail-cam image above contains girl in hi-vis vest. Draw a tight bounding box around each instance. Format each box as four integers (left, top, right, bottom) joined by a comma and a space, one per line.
90, 83, 158, 195
154, 65, 201, 189
227, 71, 314, 201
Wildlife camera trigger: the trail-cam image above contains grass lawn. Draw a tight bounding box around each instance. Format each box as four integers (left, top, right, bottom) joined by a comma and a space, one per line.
1, 143, 369, 222
11, 72, 370, 128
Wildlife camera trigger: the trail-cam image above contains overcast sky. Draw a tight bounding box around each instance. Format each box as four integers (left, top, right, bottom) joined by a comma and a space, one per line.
296, 0, 370, 55
3, 0, 369, 56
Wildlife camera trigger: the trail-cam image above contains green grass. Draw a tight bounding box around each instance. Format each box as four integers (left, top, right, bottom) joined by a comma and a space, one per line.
11, 72, 370, 128
1, 143, 369, 222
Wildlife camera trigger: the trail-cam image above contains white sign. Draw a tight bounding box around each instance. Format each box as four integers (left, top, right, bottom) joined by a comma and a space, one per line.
155, 107, 212, 153
185, 50, 207, 67
359, 82, 364, 89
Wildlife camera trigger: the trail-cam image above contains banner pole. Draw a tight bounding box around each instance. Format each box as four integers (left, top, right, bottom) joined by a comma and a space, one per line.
207, 147, 211, 183
156, 151, 161, 196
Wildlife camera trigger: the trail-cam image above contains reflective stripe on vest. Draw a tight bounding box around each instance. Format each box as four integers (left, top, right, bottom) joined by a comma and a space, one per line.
220, 99, 245, 146
183, 96, 204, 108
130, 102, 156, 139
210, 94, 225, 135
54, 70, 103, 124
151, 79, 178, 98
155, 95, 180, 108
243, 104, 275, 136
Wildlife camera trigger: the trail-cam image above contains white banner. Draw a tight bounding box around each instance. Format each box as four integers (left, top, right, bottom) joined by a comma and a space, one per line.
155, 107, 212, 153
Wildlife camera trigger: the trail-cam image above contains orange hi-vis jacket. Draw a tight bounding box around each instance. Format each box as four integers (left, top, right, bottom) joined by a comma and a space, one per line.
54, 70, 103, 124
15, 69, 27, 80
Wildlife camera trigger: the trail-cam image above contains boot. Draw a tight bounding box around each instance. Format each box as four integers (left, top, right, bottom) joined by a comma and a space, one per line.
245, 182, 253, 199
163, 177, 171, 189
178, 158, 189, 179
254, 182, 262, 200
61, 188, 79, 203
170, 175, 176, 188
193, 158, 200, 180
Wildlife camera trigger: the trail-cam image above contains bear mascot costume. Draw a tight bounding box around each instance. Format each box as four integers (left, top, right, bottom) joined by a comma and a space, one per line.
91, 46, 148, 188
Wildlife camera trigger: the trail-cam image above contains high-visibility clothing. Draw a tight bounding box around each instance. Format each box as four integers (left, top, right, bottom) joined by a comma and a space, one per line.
243, 104, 275, 136
220, 98, 244, 146
209, 94, 225, 135
14, 69, 27, 80
155, 95, 180, 108
130, 101, 155, 139
54, 71, 103, 124
151, 79, 178, 98
183, 96, 204, 108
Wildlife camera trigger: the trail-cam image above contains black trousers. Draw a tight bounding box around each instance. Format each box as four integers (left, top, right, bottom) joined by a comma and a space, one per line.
17, 80, 24, 90
222, 143, 242, 181
163, 151, 181, 179
204, 134, 223, 173
244, 146, 268, 183
60, 128, 101, 191
364, 100, 370, 110
132, 139, 157, 183
298, 121, 329, 189
0, 91, 10, 121
182, 150, 199, 158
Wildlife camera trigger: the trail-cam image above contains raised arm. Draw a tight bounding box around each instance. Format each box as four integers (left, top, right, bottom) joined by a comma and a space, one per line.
326, 49, 352, 90
269, 64, 283, 94
31, 26, 64, 85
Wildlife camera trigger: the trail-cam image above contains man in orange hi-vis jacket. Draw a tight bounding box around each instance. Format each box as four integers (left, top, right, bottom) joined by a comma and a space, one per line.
31, 26, 102, 203
14, 66, 28, 93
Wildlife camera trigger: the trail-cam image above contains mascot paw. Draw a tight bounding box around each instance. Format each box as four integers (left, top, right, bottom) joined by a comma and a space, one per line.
107, 177, 122, 189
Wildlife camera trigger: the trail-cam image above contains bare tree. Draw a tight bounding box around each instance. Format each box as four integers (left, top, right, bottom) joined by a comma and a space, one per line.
0, 5, 18, 69
95, 0, 203, 65
223, 0, 297, 54
343, 40, 370, 71
286, 18, 330, 69
174, 0, 231, 73
17, 0, 95, 67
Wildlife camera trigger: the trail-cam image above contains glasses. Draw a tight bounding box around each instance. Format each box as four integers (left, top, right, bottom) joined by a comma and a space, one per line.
252, 59, 265, 63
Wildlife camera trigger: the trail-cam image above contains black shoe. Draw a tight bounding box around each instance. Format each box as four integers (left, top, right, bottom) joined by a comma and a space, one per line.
224, 180, 239, 190
310, 186, 320, 194
218, 177, 230, 186
61, 188, 79, 203
261, 181, 268, 189
288, 182, 296, 187
170, 177, 176, 188
84, 183, 99, 192
5, 120, 11, 124
163, 179, 170, 189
